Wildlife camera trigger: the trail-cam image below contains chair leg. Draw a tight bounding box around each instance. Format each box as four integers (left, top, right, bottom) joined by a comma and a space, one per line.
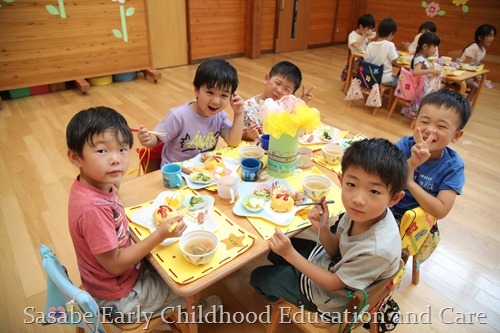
348, 100, 353, 108
410, 119, 416, 129
412, 255, 420, 285
388, 98, 399, 118
372, 106, 379, 116
266, 304, 283, 333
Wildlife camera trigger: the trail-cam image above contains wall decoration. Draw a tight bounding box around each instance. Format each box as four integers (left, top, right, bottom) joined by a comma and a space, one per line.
422, 1, 446, 17
452, 0, 469, 13
0, 0, 15, 8
112, 0, 135, 42
46, 0, 66, 18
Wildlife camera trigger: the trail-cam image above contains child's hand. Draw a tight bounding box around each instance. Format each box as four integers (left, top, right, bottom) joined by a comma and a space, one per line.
300, 85, 315, 104
430, 68, 441, 76
410, 127, 436, 168
307, 196, 329, 232
230, 92, 244, 115
242, 123, 260, 141
157, 215, 186, 240
137, 125, 157, 148
269, 228, 294, 258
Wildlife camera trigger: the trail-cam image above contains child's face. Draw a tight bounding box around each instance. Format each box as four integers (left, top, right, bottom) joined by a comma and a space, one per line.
484, 32, 495, 47
423, 44, 437, 57
68, 130, 131, 192
339, 166, 403, 226
263, 74, 296, 101
193, 84, 231, 117
414, 104, 464, 158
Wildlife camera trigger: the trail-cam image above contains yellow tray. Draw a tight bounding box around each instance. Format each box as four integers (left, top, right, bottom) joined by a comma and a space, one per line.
246, 166, 344, 240
313, 155, 342, 173
126, 193, 256, 284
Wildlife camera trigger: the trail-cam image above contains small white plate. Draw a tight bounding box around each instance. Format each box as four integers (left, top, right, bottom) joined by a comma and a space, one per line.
129, 191, 218, 246
232, 179, 311, 226
299, 127, 341, 145
182, 154, 240, 189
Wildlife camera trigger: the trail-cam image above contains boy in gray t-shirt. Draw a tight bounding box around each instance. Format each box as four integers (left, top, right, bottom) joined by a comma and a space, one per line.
250, 138, 407, 317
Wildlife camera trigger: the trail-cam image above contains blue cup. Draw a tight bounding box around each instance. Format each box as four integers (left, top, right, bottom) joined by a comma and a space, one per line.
257, 134, 270, 151
161, 163, 183, 188
241, 157, 263, 182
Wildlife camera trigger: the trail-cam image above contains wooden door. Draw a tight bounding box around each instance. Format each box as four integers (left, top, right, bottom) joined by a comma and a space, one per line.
275, 0, 311, 53
146, 0, 188, 68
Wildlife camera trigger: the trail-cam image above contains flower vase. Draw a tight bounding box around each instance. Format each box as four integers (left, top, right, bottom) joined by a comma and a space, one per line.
267, 133, 299, 178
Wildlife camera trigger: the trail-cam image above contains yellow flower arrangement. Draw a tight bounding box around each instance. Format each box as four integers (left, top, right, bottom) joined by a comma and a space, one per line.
259, 95, 321, 139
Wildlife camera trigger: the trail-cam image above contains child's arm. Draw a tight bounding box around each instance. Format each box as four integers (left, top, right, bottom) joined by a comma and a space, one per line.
137, 125, 159, 148
224, 92, 244, 147
95, 215, 186, 275
300, 85, 315, 104
413, 61, 441, 77
269, 229, 347, 292
406, 128, 457, 219
350, 27, 372, 51
308, 197, 339, 257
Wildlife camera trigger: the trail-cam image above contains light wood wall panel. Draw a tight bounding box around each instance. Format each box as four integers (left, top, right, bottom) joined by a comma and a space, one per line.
0, 0, 152, 91
188, 0, 246, 61
365, 0, 500, 81
308, 0, 336, 46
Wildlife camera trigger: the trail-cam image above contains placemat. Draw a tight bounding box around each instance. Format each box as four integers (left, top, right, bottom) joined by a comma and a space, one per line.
126, 193, 256, 284
247, 166, 344, 240
313, 155, 342, 173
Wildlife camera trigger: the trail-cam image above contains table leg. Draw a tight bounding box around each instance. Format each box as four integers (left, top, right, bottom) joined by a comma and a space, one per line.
471, 73, 487, 111
343, 55, 355, 93
186, 294, 201, 333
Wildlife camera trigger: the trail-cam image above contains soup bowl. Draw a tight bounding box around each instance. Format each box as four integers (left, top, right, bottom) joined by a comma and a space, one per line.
302, 175, 333, 201
238, 145, 265, 161
179, 230, 219, 265
322, 144, 345, 165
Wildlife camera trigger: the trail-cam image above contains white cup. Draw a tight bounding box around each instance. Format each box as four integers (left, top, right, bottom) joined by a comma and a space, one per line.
216, 176, 239, 204
297, 147, 313, 169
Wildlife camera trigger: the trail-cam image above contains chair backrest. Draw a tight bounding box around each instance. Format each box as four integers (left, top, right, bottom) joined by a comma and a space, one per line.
394, 67, 425, 101
135, 141, 164, 175
40, 244, 105, 333
356, 60, 384, 89
400, 207, 437, 256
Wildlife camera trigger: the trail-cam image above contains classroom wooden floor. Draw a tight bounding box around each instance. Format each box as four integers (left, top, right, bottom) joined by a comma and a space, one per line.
1, 45, 499, 333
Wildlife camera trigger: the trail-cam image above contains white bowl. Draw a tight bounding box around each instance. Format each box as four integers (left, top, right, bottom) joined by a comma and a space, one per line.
179, 230, 219, 265
322, 144, 345, 165
302, 175, 332, 201
238, 145, 265, 161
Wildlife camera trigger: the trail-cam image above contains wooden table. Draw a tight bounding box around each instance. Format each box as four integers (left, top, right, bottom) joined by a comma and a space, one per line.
119, 157, 340, 333
442, 68, 490, 110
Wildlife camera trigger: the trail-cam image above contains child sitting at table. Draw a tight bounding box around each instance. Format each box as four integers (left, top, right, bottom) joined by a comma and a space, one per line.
250, 138, 407, 317
459, 24, 496, 102
348, 13, 376, 53
403, 21, 438, 56
242, 60, 314, 141
392, 89, 471, 221
364, 18, 399, 86
138, 58, 244, 165
66, 106, 220, 324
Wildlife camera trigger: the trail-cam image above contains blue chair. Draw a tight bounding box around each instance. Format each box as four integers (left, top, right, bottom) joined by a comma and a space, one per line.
40, 244, 184, 332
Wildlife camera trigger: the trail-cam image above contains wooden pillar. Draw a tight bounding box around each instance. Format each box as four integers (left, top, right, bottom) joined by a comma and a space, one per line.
245, 0, 263, 59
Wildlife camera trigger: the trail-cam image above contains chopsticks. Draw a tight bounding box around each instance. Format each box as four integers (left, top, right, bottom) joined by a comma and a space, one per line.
296, 199, 335, 206
168, 207, 189, 232
129, 127, 167, 137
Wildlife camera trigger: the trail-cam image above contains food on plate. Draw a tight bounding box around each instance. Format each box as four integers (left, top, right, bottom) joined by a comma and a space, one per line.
186, 195, 209, 210
322, 131, 333, 141
153, 205, 178, 226
242, 195, 265, 212
270, 189, 295, 213
165, 192, 184, 209
203, 155, 225, 171
189, 171, 214, 184
197, 212, 205, 224
252, 184, 272, 200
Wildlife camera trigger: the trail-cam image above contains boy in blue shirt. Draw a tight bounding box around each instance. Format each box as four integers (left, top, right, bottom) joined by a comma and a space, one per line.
392, 89, 471, 221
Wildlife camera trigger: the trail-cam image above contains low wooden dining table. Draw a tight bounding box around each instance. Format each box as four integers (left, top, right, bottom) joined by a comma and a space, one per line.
442, 68, 490, 110
118, 150, 341, 333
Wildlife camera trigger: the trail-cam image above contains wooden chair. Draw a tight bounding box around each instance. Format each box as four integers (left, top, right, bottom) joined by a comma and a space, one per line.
40, 244, 187, 333
388, 67, 424, 128
265, 260, 405, 333
400, 207, 438, 285
348, 59, 395, 116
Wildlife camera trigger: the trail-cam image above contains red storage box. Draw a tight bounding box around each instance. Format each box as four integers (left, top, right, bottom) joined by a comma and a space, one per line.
30, 85, 50, 95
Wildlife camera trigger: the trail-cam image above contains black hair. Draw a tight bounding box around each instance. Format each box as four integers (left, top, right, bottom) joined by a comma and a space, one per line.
66, 106, 133, 157
411, 32, 441, 69
192, 58, 239, 94
358, 13, 376, 29
341, 138, 408, 196
473, 24, 497, 47
418, 89, 471, 130
378, 18, 398, 38
268, 61, 303, 93
418, 21, 437, 33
